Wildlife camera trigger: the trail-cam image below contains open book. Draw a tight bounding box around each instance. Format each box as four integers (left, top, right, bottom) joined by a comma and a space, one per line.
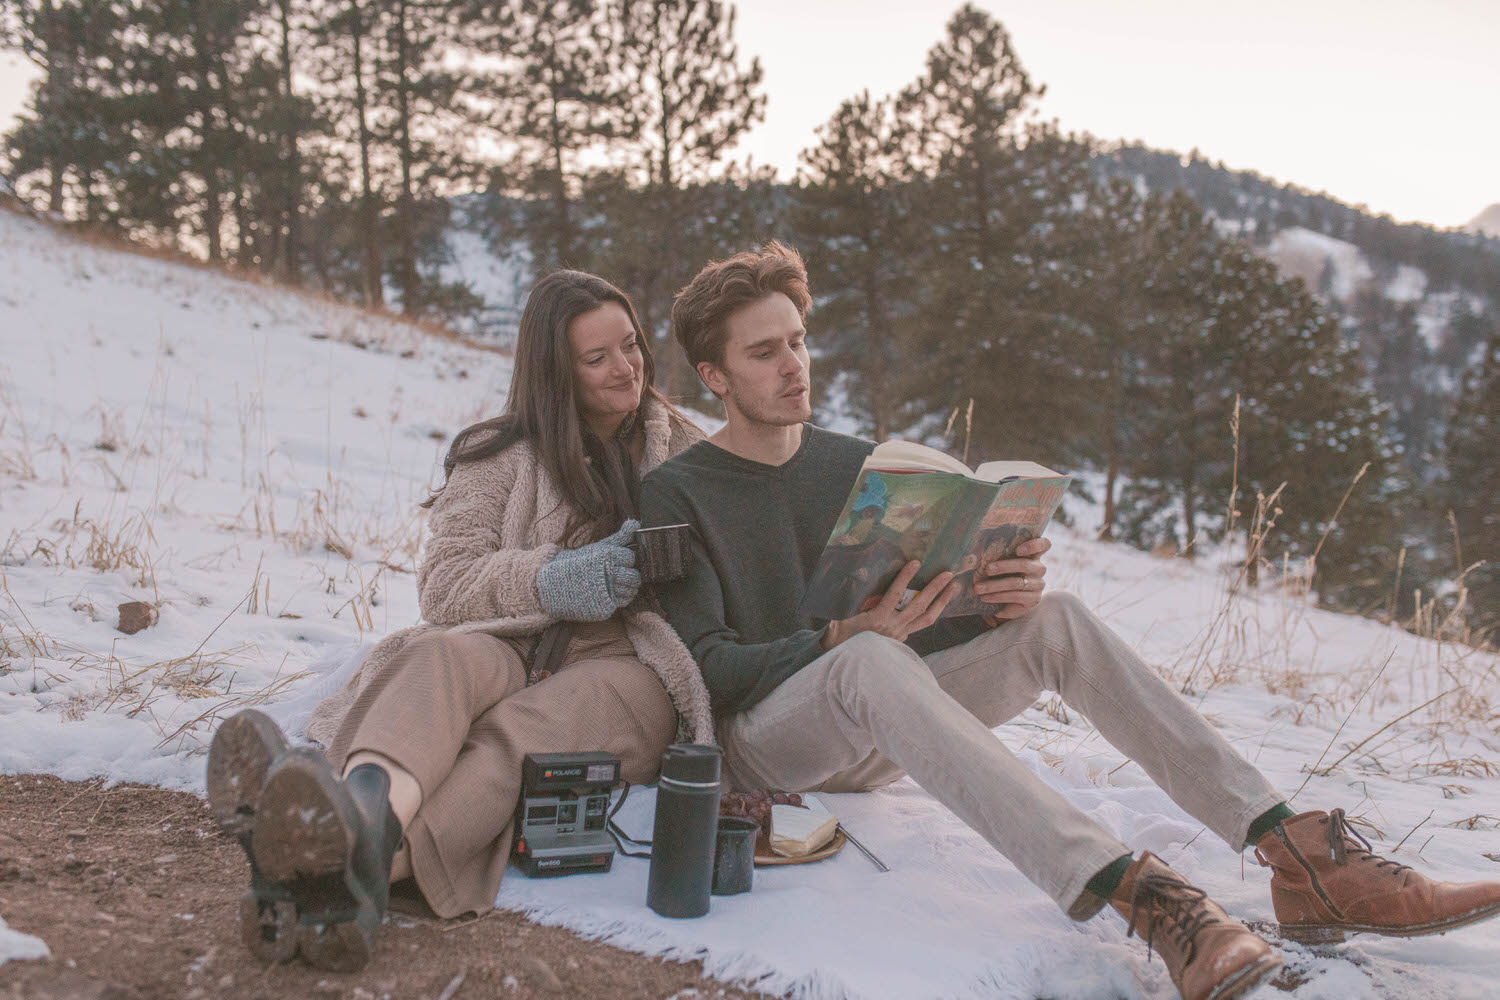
798, 440, 1071, 620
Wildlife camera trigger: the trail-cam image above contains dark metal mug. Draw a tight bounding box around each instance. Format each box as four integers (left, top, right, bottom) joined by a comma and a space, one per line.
711, 816, 758, 895
633, 523, 692, 584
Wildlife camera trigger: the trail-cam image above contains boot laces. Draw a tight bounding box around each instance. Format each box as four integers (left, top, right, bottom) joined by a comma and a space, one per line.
1323, 808, 1412, 875
1126, 874, 1220, 965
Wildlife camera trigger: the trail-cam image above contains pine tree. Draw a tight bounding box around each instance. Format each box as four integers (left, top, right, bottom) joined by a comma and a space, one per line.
460, 0, 624, 272
792, 91, 918, 441
309, 0, 388, 305
1115, 192, 1236, 553
1440, 316, 1500, 634
4, 0, 336, 279
375, 0, 466, 313
596, 0, 766, 395
1350, 286, 1438, 473
125, 0, 283, 261
893, 3, 1094, 465
2, 1, 139, 222
1055, 178, 1157, 538
1216, 247, 1399, 595
1110, 195, 1402, 591
262, 0, 321, 282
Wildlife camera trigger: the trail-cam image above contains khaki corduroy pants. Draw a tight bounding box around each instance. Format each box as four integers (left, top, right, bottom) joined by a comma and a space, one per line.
718, 592, 1284, 916
330, 618, 677, 918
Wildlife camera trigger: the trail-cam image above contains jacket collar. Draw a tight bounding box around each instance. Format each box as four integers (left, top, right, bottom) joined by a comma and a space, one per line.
641, 396, 673, 473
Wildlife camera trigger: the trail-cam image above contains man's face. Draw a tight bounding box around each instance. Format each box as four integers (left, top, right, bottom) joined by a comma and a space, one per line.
699, 292, 812, 428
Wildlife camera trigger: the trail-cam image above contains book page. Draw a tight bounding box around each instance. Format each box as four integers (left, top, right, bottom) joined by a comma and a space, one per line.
865, 439, 973, 476
972, 459, 1062, 483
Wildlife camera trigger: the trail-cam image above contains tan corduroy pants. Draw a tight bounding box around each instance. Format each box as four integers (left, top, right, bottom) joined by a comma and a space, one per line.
718, 592, 1285, 916
328, 618, 677, 918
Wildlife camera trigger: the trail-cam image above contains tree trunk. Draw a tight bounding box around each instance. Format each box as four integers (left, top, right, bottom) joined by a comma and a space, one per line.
41, 0, 67, 214
546, 50, 573, 265
1101, 447, 1118, 541
277, 0, 301, 284
392, 0, 418, 311
47, 165, 65, 214
861, 221, 890, 442
1100, 352, 1121, 540
188, 3, 222, 261
350, 0, 383, 307
231, 183, 251, 266
1180, 387, 1197, 559
1182, 476, 1196, 559
651, 4, 672, 191
203, 172, 224, 262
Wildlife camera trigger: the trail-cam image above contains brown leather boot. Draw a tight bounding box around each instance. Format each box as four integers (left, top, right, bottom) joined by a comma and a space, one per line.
1254, 808, 1500, 944
1111, 852, 1281, 1000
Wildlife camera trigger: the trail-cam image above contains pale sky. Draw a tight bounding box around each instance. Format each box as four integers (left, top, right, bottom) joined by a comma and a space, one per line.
2, 0, 1495, 228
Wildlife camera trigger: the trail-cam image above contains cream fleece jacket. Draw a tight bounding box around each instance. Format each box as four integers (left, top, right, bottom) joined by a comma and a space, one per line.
305, 398, 715, 749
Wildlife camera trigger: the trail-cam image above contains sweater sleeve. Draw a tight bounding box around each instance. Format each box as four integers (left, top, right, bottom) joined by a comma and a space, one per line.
416, 457, 561, 625
641, 475, 828, 716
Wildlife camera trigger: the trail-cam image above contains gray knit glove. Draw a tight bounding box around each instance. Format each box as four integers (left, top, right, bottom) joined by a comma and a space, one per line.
535, 520, 641, 622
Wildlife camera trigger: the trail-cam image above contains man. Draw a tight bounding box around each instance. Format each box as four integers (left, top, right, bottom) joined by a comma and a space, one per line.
640, 241, 1500, 1000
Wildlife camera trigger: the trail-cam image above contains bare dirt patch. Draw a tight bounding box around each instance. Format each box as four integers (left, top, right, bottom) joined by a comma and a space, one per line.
0, 774, 765, 1000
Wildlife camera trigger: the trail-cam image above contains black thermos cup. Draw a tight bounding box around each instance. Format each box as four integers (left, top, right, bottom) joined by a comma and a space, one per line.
646, 743, 723, 918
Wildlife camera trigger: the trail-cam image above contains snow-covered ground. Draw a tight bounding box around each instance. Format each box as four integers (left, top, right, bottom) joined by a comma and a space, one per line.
2, 206, 1498, 997
439, 195, 530, 345
1264, 227, 1374, 302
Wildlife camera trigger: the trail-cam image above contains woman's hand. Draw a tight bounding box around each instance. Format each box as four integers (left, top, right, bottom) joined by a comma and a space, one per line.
535, 520, 642, 621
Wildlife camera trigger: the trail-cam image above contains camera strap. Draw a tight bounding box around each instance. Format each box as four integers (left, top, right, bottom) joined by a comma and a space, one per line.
606, 782, 652, 858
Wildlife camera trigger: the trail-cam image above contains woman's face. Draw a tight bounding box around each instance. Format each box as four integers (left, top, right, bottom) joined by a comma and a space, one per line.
568, 302, 645, 433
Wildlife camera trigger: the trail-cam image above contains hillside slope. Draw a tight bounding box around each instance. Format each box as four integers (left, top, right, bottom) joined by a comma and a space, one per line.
1, 207, 1499, 999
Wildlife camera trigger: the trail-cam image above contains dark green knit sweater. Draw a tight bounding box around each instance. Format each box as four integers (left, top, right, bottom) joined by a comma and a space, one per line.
640, 424, 989, 715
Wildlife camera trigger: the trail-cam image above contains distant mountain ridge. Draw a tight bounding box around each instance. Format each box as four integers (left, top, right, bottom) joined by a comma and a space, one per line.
1466, 203, 1500, 239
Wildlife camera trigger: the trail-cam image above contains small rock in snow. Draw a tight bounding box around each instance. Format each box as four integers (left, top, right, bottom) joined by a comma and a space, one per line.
116, 601, 158, 635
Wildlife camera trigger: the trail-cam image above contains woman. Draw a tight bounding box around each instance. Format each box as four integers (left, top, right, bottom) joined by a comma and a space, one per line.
205, 270, 713, 972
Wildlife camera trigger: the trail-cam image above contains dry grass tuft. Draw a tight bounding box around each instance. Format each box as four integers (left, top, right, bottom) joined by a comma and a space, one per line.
3, 574, 310, 753
0, 569, 58, 661
226, 458, 425, 574
1415, 758, 1500, 779
4, 502, 162, 590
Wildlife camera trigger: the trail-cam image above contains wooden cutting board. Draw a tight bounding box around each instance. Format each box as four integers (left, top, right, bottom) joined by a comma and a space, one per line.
753, 827, 847, 866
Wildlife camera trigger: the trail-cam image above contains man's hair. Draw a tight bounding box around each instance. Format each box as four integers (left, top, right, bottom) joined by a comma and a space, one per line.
671, 240, 812, 370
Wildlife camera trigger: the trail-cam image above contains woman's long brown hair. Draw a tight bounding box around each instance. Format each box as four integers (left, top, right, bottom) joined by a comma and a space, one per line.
424, 270, 672, 545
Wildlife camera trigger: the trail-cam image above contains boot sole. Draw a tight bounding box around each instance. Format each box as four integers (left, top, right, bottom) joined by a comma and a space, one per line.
1280, 899, 1500, 944
253, 748, 360, 885
1206, 952, 1283, 1000
206, 709, 288, 838
297, 906, 379, 973
207, 710, 298, 963
252, 748, 379, 971
238, 892, 298, 964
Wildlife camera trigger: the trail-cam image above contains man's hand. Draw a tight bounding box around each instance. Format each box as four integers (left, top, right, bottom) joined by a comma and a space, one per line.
975, 536, 1051, 626
821, 560, 960, 650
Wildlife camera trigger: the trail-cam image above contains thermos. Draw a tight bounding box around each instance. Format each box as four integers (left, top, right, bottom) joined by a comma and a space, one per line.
646, 743, 722, 918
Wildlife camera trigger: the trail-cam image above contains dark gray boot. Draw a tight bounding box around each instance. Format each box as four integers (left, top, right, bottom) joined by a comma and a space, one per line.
205, 710, 298, 962
251, 750, 403, 972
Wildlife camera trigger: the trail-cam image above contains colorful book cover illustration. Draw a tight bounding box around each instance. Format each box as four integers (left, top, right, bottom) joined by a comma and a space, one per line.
799, 442, 1070, 621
